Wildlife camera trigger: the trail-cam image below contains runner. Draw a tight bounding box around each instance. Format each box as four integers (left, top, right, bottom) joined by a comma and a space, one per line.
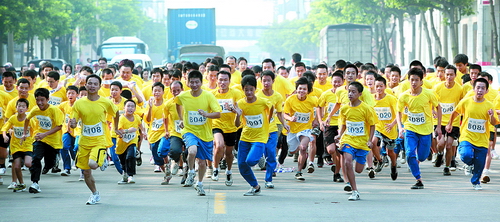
58, 86, 79, 176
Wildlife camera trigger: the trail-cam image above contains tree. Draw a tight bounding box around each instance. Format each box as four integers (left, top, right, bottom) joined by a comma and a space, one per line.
139, 20, 167, 54
258, 20, 316, 59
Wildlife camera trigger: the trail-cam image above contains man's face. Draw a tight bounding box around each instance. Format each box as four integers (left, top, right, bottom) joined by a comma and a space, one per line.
409, 75, 423, 90
110, 85, 122, 98
170, 83, 183, 97
470, 69, 480, 81
474, 82, 488, 98
331, 76, 343, 88
29, 63, 36, 70
152, 72, 162, 83
152, 86, 164, 98
208, 71, 218, 83
347, 85, 361, 101
86, 77, 101, 94
296, 84, 308, 98
217, 73, 230, 90
455, 62, 467, 73
374, 81, 386, 94
436, 66, 446, 80
188, 78, 202, 92
278, 69, 288, 78
295, 66, 306, 77
261, 75, 274, 90
243, 84, 256, 100
384, 67, 391, 78
390, 72, 400, 84
35, 96, 49, 110
262, 62, 274, 72
17, 83, 30, 98
98, 60, 107, 69
445, 69, 456, 83
226, 58, 236, 73
2, 76, 15, 90
67, 90, 77, 102
162, 74, 171, 86
238, 60, 247, 71
75, 64, 82, 72
120, 66, 132, 81
345, 67, 357, 83
316, 68, 328, 83
47, 77, 58, 89
42, 67, 53, 77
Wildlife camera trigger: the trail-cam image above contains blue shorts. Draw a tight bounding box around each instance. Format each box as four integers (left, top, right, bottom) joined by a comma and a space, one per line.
340, 144, 369, 165
182, 133, 213, 161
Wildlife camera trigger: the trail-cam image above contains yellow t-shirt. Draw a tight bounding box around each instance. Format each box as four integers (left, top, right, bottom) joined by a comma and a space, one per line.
0, 90, 13, 126
237, 97, 273, 143
229, 70, 242, 88
145, 101, 166, 144
432, 82, 464, 126
455, 97, 496, 148
98, 87, 111, 98
398, 79, 433, 93
212, 88, 244, 133
27, 104, 64, 149
256, 90, 284, 133
0, 85, 18, 98
5, 95, 36, 120
339, 101, 376, 151
335, 85, 375, 106
309, 87, 324, 98
274, 75, 295, 99
175, 90, 222, 142
116, 114, 142, 154
164, 98, 182, 138
314, 81, 333, 92
1, 115, 35, 153
48, 87, 67, 106
318, 89, 339, 126
58, 101, 75, 137
462, 82, 473, 92
374, 94, 398, 139
72, 96, 117, 148
397, 88, 439, 135
284, 94, 318, 134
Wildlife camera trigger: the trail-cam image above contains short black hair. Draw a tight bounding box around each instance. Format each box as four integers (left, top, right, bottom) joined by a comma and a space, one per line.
67, 85, 79, 93
22, 70, 37, 79
409, 60, 424, 70
187, 70, 203, 82
261, 58, 275, 68
480, 72, 493, 82
261, 70, 275, 81
295, 77, 312, 93
436, 58, 449, 68
110, 81, 123, 90
331, 70, 344, 80
79, 86, 87, 92
390, 66, 401, 76
17, 78, 30, 86
86, 74, 102, 84
152, 82, 165, 91
119, 59, 135, 69
295, 62, 306, 69
241, 69, 255, 78
292, 53, 302, 62
407, 67, 424, 81
453, 54, 468, 65
302, 71, 316, 84
102, 68, 113, 76
208, 65, 219, 72
170, 80, 183, 89
469, 64, 482, 72
241, 75, 257, 89
445, 65, 457, 74
349, 81, 364, 93
47, 71, 60, 81
124, 99, 136, 107
217, 70, 232, 80
16, 98, 29, 108
474, 77, 489, 90
34, 88, 50, 99
316, 64, 328, 70
344, 64, 358, 76
335, 60, 347, 69
251, 65, 262, 74
375, 76, 387, 86
2, 71, 16, 80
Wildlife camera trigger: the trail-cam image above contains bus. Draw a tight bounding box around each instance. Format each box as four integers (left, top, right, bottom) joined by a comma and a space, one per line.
97, 36, 149, 62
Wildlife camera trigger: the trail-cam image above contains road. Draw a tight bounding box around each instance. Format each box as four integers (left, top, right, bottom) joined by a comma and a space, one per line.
1, 141, 500, 222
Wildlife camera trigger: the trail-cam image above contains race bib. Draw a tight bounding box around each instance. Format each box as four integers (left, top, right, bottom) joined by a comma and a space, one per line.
151, 118, 163, 131
245, 114, 264, 128
0, 107, 3, 119
188, 111, 207, 125
174, 120, 182, 133
36, 115, 53, 130
294, 112, 310, 123
82, 122, 104, 137
13, 127, 29, 139
467, 118, 486, 133
374, 107, 392, 121
407, 112, 425, 125
346, 121, 365, 136
218, 99, 234, 114
440, 103, 455, 115
48, 96, 62, 106
327, 103, 339, 117
122, 132, 136, 143
64, 114, 70, 124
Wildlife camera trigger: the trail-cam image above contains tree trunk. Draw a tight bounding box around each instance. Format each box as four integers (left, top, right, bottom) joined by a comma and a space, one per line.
397, 14, 405, 66
446, 8, 459, 57
374, 23, 382, 66
429, 8, 442, 57
381, 21, 388, 65
490, 0, 500, 65
411, 15, 416, 61
422, 11, 434, 65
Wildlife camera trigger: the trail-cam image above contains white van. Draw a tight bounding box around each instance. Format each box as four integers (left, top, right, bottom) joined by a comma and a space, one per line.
110, 54, 153, 70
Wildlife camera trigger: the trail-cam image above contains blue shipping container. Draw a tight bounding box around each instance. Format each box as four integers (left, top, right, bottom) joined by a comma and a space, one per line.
167, 8, 216, 61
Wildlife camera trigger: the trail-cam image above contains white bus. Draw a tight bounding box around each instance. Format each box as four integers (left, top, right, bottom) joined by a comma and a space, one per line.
97, 36, 149, 62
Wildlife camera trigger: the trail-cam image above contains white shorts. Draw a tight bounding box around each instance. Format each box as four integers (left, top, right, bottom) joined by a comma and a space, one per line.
287, 129, 314, 153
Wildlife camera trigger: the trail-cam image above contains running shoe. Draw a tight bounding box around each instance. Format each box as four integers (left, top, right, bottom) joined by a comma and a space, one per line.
42, 168, 49, 174
29, 182, 41, 193
464, 165, 473, 176
127, 176, 135, 184
450, 160, 457, 171
79, 171, 85, 181
491, 149, 499, 160
51, 167, 61, 173
434, 153, 443, 167
212, 169, 219, 181
61, 169, 71, 176
194, 184, 206, 196
307, 163, 315, 173
86, 191, 100, 205
154, 165, 161, 172
14, 184, 26, 192
205, 168, 212, 178
171, 163, 179, 175
443, 167, 451, 176
473, 184, 483, 190
348, 190, 360, 201
344, 183, 352, 192
411, 180, 424, 189
258, 156, 266, 170
0, 168, 6, 174
7, 182, 17, 189
368, 167, 375, 179
264, 181, 274, 189
100, 158, 108, 171
390, 166, 398, 181
294, 172, 305, 181
333, 173, 344, 183
118, 174, 127, 184
375, 160, 384, 173
243, 186, 261, 196
225, 173, 233, 186
184, 172, 195, 187
220, 159, 227, 170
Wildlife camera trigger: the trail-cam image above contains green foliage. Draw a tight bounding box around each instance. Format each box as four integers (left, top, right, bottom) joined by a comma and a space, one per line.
258, 20, 316, 58
139, 20, 167, 54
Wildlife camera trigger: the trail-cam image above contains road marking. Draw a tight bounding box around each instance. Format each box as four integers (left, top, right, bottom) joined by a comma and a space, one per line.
214, 193, 226, 214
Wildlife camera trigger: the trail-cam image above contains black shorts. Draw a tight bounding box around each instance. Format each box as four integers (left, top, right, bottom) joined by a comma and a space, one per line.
323, 126, 339, 147
434, 125, 460, 140
212, 128, 237, 147
12, 151, 33, 160
490, 131, 496, 141
0, 134, 10, 148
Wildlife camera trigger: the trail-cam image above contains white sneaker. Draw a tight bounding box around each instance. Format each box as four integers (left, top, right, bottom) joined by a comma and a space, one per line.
473, 184, 483, 190
86, 191, 100, 205
225, 173, 233, 186
348, 190, 360, 201
464, 165, 473, 176
205, 168, 213, 178
184, 172, 195, 187
79, 172, 85, 181
172, 163, 179, 175
100, 158, 109, 171
0, 168, 6, 174
118, 174, 127, 184
154, 165, 161, 172
21, 166, 29, 171
178, 168, 184, 177
127, 176, 135, 183
492, 150, 500, 160
211, 169, 219, 181
431, 153, 438, 163
264, 181, 274, 189
243, 186, 261, 196
7, 182, 17, 189
194, 183, 206, 196
29, 182, 41, 193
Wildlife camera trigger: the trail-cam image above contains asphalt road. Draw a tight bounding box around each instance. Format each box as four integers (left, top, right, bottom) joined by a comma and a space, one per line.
1, 141, 500, 222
